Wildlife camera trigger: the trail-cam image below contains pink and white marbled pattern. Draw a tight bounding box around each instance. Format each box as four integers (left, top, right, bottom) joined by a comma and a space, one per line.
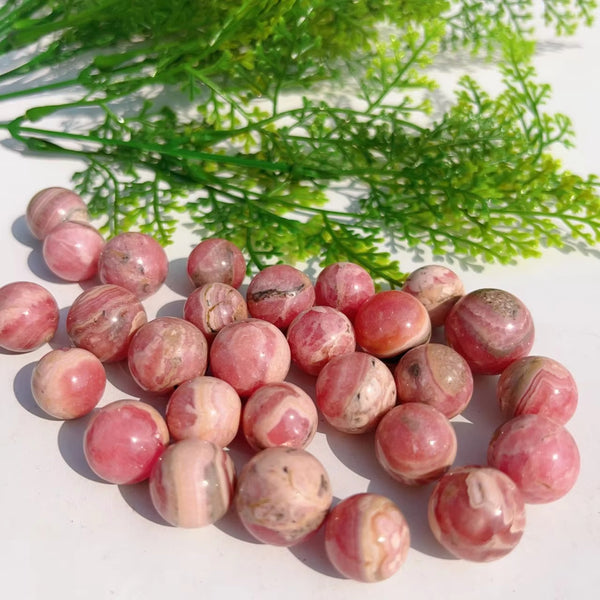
149, 438, 236, 528
0, 281, 59, 352
187, 238, 246, 289
324, 493, 410, 582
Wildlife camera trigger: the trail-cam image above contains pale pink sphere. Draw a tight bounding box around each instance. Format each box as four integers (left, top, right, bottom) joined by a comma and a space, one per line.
314, 262, 375, 321
187, 238, 246, 289
497, 356, 578, 425
209, 319, 291, 398
324, 493, 410, 582
246, 264, 315, 330
445, 288, 535, 375
242, 382, 318, 451
354, 290, 431, 359
394, 343, 473, 418
83, 399, 169, 484
128, 317, 208, 394
98, 232, 169, 299
183, 282, 248, 341
375, 403, 457, 485
26, 186, 89, 240
235, 447, 332, 546
42, 220, 104, 282
315, 351, 396, 434
66, 284, 147, 362
165, 376, 241, 447
0, 281, 59, 352
31, 348, 106, 419
487, 414, 580, 504
149, 438, 236, 528
401, 265, 464, 327
286, 306, 356, 376
428, 466, 526, 562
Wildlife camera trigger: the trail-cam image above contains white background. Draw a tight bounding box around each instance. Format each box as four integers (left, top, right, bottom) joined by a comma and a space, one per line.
1, 7, 599, 600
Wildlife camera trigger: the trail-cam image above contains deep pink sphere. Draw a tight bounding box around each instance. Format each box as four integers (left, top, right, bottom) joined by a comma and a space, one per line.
187, 238, 246, 289
0, 281, 59, 352
84, 399, 169, 484
324, 493, 410, 582
98, 232, 169, 299
444, 288, 535, 375
428, 466, 526, 562
487, 414, 580, 503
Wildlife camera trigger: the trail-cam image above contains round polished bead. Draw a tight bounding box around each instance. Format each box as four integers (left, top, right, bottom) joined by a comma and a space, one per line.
445, 288, 535, 375
98, 231, 169, 299
31, 347, 106, 419
324, 493, 410, 582
187, 238, 246, 289
235, 447, 332, 546
487, 414, 580, 504
66, 284, 147, 362
149, 438, 236, 528
428, 466, 526, 562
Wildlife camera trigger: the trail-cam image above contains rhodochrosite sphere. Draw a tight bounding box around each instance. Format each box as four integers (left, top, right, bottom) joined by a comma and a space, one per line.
445, 288, 535, 375
0, 281, 59, 352
84, 399, 169, 484
187, 238, 246, 289
235, 447, 332, 546
31, 347, 106, 419
149, 438, 236, 528
324, 493, 410, 583
428, 466, 526, 562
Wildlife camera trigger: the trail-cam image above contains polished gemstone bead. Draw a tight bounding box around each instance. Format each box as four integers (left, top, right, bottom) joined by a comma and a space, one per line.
187, 238, 246, 289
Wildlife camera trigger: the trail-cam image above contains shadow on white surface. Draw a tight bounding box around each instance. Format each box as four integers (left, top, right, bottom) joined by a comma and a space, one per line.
119, 481, 171, 527
164, 257, 195, 297
156, 299, 186, 319
12, 359, 57, 420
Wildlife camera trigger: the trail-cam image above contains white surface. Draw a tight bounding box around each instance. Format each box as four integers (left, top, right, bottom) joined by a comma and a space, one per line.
1, 13, 600, 600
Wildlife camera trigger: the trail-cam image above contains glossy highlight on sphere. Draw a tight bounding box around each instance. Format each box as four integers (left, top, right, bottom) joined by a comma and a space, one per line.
98, 231, 169, 299
0, 281, 59, 352
354, 290, 431, 359
187, 238, 246, 289
324, 493, 410, 582
128, 317, 208, 394
428, 466, 526, 562
84, 399, 169, 484
31, 347, 106, 419
444, 288, 535, 375
235, 447, 332, 546
487, 414, 580, 503
66, 284, 147, 362
497, 355, 578, 425
149, 438, 236, 528
315, 351, 396, 434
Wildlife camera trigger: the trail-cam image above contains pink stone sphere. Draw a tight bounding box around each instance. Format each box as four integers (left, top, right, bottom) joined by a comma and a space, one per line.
487, 414, 580, 504
394, 343, 473, 419
209, 318, 291, 398
428, 466, 526, 562
314, 262, 375, 321
246, 264, 315, 330
0, 281, 59, 352
242, 382, 318, 451
324, 493, 410, 582
66, 284, 147, 362
315, 351, 396, 434
128, 317, 208, 394
286, 306, 356, 376
31, 347, 106, 419
83, 399, 169, 484
165, 376, 241, 447
401, 265, 464, 327
497, 355, 578, 425
149, 438, 236, 528
187, 238, 246, 289
354, 290, 431, 359
98, 231, 169, 299
26, 186, 89, 240
375, 403, 457, 485
444, 288, 535, 375
183, 282, 248, 341
235, 446, 332, 546
42, 220, 104, 282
